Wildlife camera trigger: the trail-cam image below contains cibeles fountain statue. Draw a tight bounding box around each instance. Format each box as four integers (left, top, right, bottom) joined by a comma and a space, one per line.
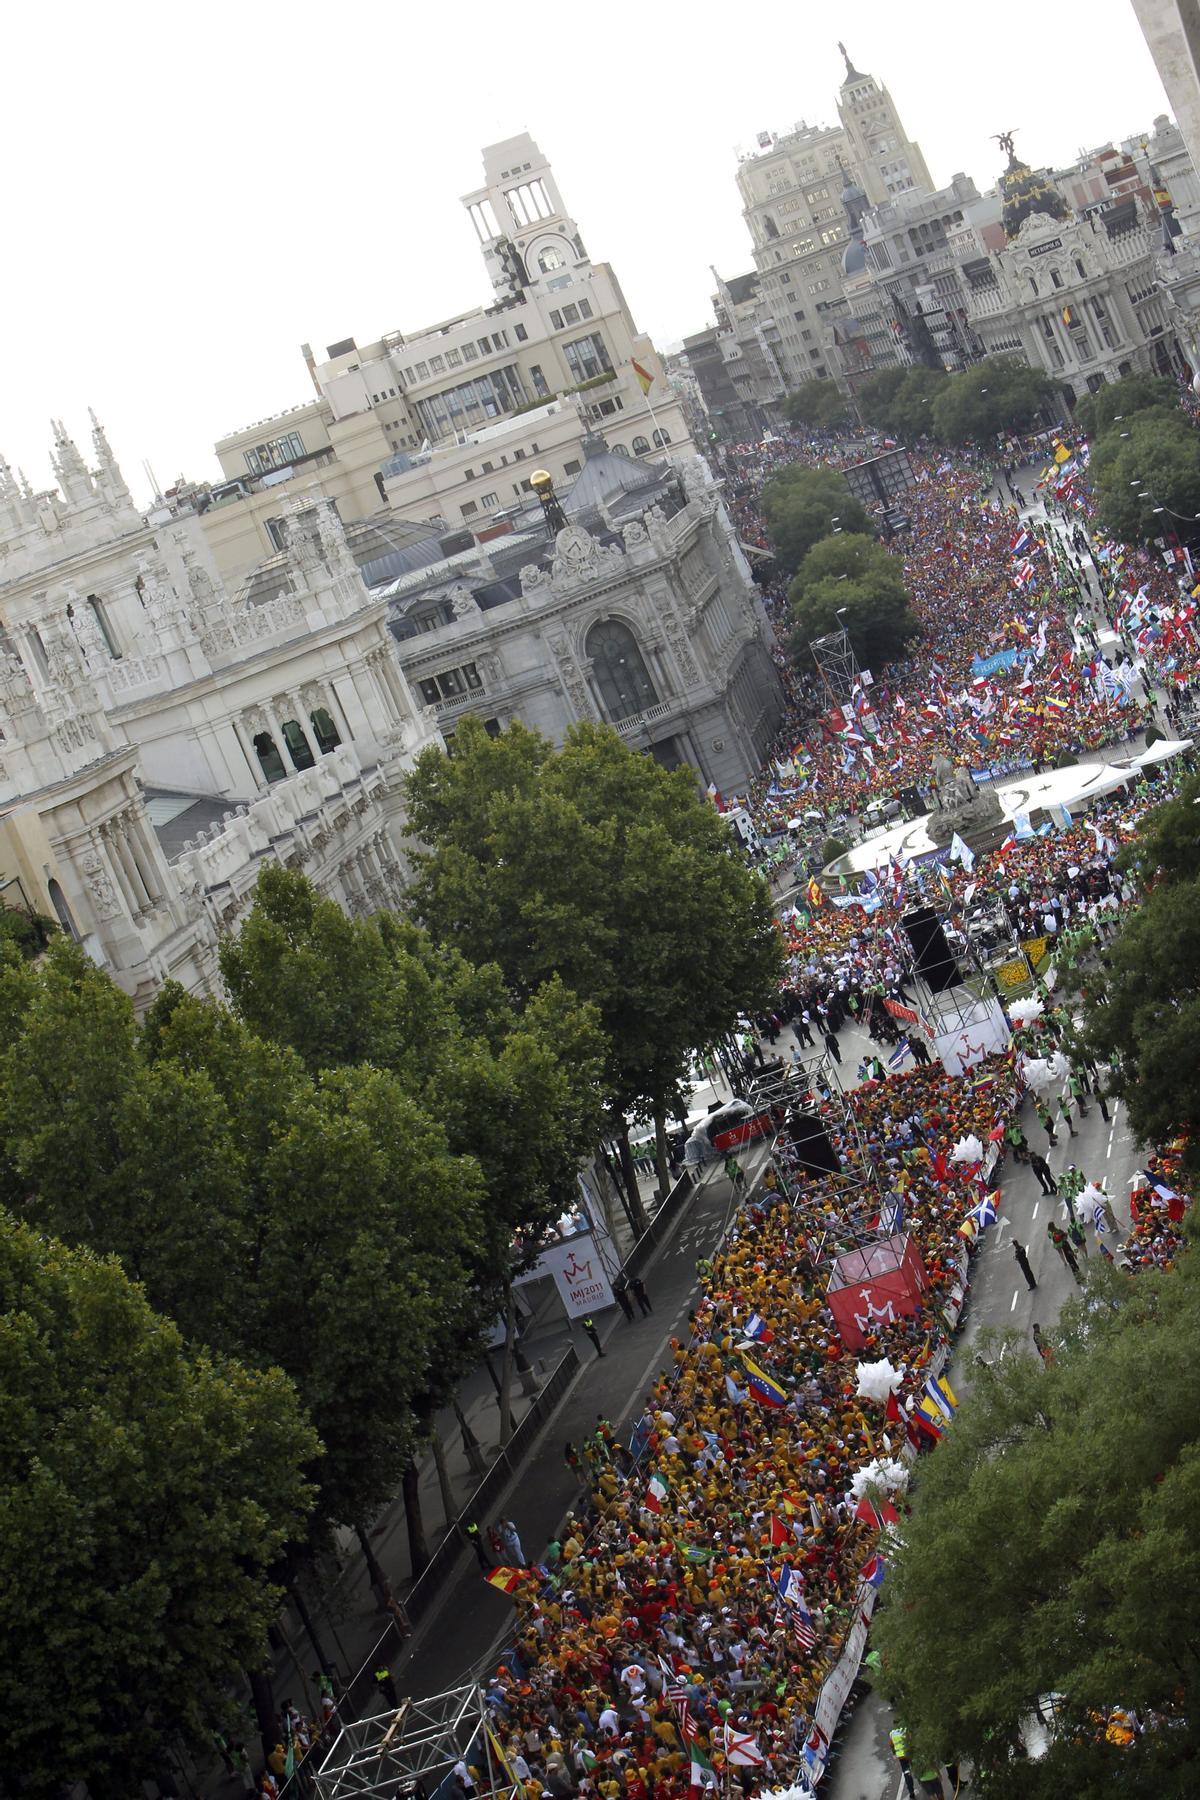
926, 751, 1005, 848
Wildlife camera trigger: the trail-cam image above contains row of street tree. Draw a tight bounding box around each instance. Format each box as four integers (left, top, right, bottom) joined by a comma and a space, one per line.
0, 721, 780, 1798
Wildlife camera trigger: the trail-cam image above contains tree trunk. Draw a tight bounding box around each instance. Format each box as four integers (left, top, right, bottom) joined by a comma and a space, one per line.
652, 1094, 672, 1202
497, 1288, 517, 1447
356, 1522, 389, 1610
453, 1397, 489, 1478
616, 1125, 651, 1235
402, 1458, 431, 1579
601, 1135, 639, 1235
248, 1663, 278, 1771
291, 1582, 336, 1681
429, 1427, 457, 1525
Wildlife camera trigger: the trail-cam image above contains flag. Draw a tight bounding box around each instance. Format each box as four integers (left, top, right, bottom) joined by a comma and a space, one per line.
723, 1725, 765, 1768
487, 1727, 529, 1800
632, 358, 655, 396
887, 1038, 911, 1071
743, 1311, 774, 1344
860, 1552, 888, 1589
807, 876, 826, 910
854, 1495, 899, 1530
743, 1358, 789, 1409
876, 1192, 904, 1233
949, 831, 976, 872
486, 1565, 526, 1594
966, 1191, 998, 1231
688, 1743, 720, 1796
683, 1544, 715, 1563
1010, 528, 1032, 556
768, 1513, 792, 1547
789, 1595, 818, 1649
885, 1388, 921, 1449
917, 1374, 958, 1432
645, 1472, 669, 1514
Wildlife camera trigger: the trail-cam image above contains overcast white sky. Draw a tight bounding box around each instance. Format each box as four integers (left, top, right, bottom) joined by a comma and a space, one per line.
1, 0, 1171, 499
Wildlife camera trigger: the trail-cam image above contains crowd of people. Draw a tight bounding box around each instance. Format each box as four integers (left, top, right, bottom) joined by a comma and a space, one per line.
250, 416, 1198, 1800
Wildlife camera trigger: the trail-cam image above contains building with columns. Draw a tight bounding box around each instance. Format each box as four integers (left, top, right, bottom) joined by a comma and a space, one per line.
193, 134, 689, 583
380, 441, 785, 798
0, 418, 439, 1008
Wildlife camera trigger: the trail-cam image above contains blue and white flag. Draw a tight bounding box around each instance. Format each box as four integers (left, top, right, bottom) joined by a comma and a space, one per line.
887, 1039, 911, 1070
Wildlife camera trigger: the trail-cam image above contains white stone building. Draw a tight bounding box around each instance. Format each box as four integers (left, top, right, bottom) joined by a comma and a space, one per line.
0, 418, 438, 1009
380, 443, 785, 798
192, 135, 689, 583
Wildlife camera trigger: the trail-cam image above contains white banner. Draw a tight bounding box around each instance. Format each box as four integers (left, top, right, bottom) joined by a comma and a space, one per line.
932, 995, 1010, 1077
808, 1588, 878, 1783
520, 1234, 615, 1318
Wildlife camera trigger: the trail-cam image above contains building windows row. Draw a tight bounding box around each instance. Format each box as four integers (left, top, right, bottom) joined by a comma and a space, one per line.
244, 431, 306, 476
252, 706, 342, 785
417, 663, 484, 707
414, 364, 528, 440
548, 298, 594, 330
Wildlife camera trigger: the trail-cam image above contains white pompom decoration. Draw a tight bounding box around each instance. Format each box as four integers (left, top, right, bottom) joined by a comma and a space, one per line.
952, 1133, 984, 1164
1008, 997, 1044, 1025
855, 1357, 903, 1402
850, 1457, 910, 1498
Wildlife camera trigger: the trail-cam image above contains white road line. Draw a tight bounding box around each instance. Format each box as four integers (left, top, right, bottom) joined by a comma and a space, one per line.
1032, 1201, 1039, 1220
1010, 1288, 1020, 1311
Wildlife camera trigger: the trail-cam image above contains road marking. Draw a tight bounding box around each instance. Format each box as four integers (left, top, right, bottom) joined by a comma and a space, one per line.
1031, 1201, 1039, 1220
1010, 1288, 1019, 1311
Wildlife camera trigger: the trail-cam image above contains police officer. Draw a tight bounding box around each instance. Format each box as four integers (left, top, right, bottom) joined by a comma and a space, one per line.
889, 1723, 916, 1798
374, 1664, 399, 1709
581, 1315, 605, 1358
463, 1517, 490, 1570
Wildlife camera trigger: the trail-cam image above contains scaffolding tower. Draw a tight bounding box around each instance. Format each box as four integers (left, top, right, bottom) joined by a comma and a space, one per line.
308, 1682, 510, 1800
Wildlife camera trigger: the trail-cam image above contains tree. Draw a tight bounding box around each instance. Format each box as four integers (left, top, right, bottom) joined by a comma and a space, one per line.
856, 366, 910, 429
0, 939, 491, 1538
787, 531, 921, 672
761, 464, 875, 576
873, 1257, 1200, 1795
782, 379, 850, 432
220, 866, 607, 1443
875, 366, 949, 440
1089, 405, 1200, 544
1078, 772, 1200, 1173
931, 354, 1055, 443
0, 1213, 316, 1799
1074, 371, 1175, 440
404, 719, 782, 1201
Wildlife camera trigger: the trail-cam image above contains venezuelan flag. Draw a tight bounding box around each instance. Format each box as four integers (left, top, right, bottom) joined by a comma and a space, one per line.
743, 1356, 788, 1409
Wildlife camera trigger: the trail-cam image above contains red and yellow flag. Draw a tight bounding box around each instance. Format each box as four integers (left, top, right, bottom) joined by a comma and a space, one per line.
632, 358, 655, 395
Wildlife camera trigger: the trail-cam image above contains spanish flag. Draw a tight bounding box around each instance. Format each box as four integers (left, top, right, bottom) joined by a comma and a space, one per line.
806, 876, 826, 911
486, 1565, 526, 1594
632, 358, 655, 395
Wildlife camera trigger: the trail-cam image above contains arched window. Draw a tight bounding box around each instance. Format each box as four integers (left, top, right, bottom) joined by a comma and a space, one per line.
631, 435, 651, 456
611, 442, 631, 456
585, 619, 659, 722
1074, 256, 1086, 279
281, 719, 316, 770
310, 707, 342, 753
253, 731, 287, 784
1027, 274, 1038, 297
1049, 267, 1063, 289
537, 246, 564, 272
652, 428, 672, 448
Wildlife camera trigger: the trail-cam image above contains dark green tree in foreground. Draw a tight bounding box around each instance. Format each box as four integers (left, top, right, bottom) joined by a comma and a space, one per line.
0, 1214, 316, 1800
1080, 772, 1200, 1177
873, 1254, 1200, 1796
858, 364, 949, 440
404, 719, 782, 1202
761, 462, 875, 576
787, 531, 920, 673
1074, 371, 1175, 441
930, 354, 1056, 444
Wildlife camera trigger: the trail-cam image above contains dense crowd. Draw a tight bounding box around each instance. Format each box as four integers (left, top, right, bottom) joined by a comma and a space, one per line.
256, 423, 1198, 1800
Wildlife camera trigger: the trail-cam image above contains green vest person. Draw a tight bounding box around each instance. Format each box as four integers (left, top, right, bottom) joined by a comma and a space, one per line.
889, 1725, 916, 1798
581, 1315, 605, 1358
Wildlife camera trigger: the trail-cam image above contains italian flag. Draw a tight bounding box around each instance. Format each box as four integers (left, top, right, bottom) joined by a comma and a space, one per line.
688, 1744, 720, 1798
645, 1472, 669, 1514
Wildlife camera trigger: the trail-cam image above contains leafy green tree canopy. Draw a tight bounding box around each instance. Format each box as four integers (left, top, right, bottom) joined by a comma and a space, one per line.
404, 719, 782, 1145
1075, 371, 1175, 440
782, 379, 850, 432
787, 531, 920, 672
1089, 405, 1200, 545
0, 1213, 316, 1800
1079, 772, 1200, 1172
863, 365, 949, 440
874, 1255, 1200, 1796
761, 463, 875, 576
930, 354, 1056, 444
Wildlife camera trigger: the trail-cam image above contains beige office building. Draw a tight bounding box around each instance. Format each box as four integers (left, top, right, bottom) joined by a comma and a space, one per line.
198, 135, 688, 582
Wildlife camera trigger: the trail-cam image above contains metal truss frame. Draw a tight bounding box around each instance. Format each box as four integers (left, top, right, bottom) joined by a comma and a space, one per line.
309, 1682, 510, 1800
